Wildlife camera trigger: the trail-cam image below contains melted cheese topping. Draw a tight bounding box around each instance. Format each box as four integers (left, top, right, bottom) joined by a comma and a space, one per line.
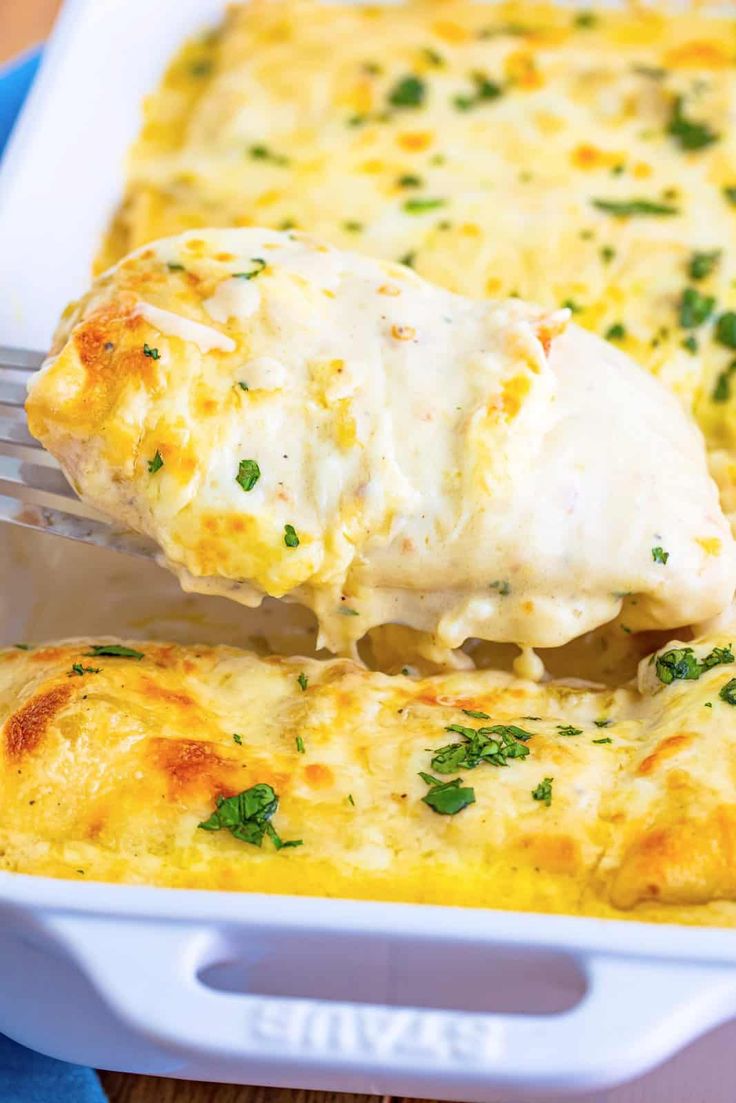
2, 634, 736, 924
99, 0, 736, 471
27, 229, 736, 653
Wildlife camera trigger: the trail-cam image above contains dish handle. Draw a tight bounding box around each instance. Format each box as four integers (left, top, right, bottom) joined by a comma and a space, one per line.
45, 914, 736, 1098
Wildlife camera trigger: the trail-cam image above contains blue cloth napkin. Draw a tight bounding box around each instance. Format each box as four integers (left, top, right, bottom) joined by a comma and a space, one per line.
0, 1034, 107, 1102
0, 45, 108, 1101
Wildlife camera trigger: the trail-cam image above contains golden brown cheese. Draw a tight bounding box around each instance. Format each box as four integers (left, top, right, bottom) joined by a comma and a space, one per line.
101, 0, 736, 478
2, 634, 736, 925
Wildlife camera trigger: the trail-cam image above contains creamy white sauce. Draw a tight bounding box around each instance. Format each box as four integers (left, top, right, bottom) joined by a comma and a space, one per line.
34, 228, 736, 657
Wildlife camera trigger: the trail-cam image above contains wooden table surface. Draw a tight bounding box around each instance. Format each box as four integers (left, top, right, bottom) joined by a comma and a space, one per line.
0, 2, 392, 1098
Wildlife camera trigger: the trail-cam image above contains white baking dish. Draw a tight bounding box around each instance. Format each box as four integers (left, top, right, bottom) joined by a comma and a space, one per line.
3, 1, 736, 1099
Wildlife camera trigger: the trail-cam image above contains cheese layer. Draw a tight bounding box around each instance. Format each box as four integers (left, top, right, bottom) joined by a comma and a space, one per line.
3, 635, 736, 925
100, 0, 736, 484
26, 229, 736, 653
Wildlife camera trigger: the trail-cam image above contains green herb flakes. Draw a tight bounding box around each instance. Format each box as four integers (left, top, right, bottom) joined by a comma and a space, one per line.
68, 663, 101, 678
593, 737, 613, 744
404, 197, 446, 214
236, 458, 261, 493
147, 450, 164, 475
724, 186, 736, 207
430, 722, 532, 774
398, 173, 423, 188
667, 96, 719, 152
592, 198, 679, 218
688, 250, 720, 281
284, 524, 300, 548
719, 678, 736, 705
388, 75, 426, 109
716, 313, 736, 350
574, 11, 597, 28
295, 735, 305, 753
605, 322, 626, 341
532, 777, 553, 806
233, 733, 243, 745
143, 343, 160, 360
85, 644, 144, 660
557, 724, 582, 737
297, 672, 308, 692
238, 381, 249, 391
248, 144, 289, 166
655, 644, 734, 685
420, 772, 476, 815
167, 262, 185, 272
199, 783, 302, 850
453, 72, 503, 111
679, 287, 715, 329
233, 258, 266, 280
490, 579, 511, 596
462, 709, 491, 720
652, 545, 669, 564
712, 362, 736, 403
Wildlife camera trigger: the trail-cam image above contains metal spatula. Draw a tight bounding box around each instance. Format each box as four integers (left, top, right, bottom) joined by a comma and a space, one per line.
0, 346, 156, 558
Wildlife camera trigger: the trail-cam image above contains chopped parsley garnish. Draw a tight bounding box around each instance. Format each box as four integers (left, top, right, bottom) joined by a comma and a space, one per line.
398, 173, 423, 188
422, 47, 444, 67
297, 672, 308, 692
688, 250, 720, 281
199, 783, 302, 850
338, 606, 360, 616
679, 287, 715, 329
605, 322, 626, 341
147, 450, 164, 474
462, 709, 491, 720
236, 458, 261, 493
594, 718, 611, 728
532, 777, 553, 806
715, 313, 736, 350
490, 579, 511, 596
295, 735, 305, 753
724, 186, 736, 207
655, 644, 734, 685
574, 11, 598, 28
453, 72, 503, 111
712, 362, 736, 403
284, 524, 300, 548
682, 335, 699, 355
701, 645, 734, 670
342, 220, 363, 233
719, 678, 736, 705
233, 258, 266, 280
233, 733, 243, 745
84, 644, 144, 660
248, 144, 290, 166
238, 381, 249, 391
592, 198, 679, 218
430, 722, 532, 774
419, 773, 476, 816
557, 724, 582, 737
68, 663, 101, 677
403, 197, 446, 214
600, 245, 616, 264
651, 545, 669, 564
388, 75, 426, 108
167, 262, 185, 272
143, 343, 160, 360
667, 96, 719, 152
190, 60, 213, 77
593, 737, 613, 744
13, 643, 31, 650
347, 793, 356, 806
